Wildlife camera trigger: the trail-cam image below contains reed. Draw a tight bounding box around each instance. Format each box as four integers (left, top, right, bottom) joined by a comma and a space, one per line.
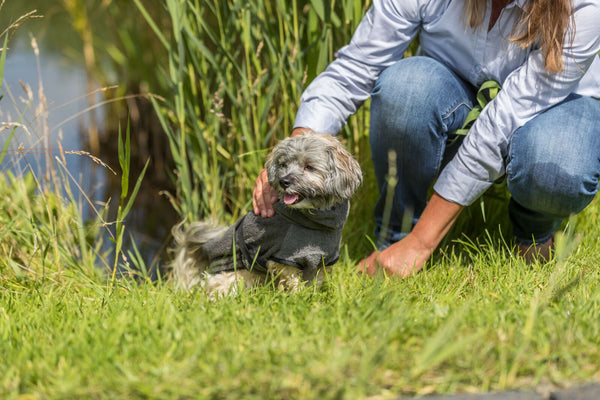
134, 0, 374, 229
0, 16, 148, 286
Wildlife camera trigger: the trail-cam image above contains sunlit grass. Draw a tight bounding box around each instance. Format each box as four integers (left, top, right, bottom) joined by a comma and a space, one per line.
2, 216, 600, 399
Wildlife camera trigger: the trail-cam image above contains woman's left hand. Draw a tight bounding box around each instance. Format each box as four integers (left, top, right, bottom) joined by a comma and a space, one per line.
359, 192, 465, 277
358, 233, 433, 277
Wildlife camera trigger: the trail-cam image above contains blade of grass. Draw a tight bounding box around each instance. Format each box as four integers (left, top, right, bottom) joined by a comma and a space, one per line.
0, 32, 8, 93
132, 0, 169, 50
110, 121, 149, 288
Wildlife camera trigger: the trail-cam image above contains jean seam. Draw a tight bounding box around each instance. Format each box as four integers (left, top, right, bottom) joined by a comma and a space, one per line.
505, 130, 515, 184
441, 100, 472, 131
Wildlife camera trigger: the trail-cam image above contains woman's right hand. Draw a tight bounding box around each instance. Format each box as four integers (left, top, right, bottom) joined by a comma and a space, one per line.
252, 168, 279, 218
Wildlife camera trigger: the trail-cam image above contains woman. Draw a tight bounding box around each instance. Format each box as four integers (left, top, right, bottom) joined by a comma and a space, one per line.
253, 0, 600, 277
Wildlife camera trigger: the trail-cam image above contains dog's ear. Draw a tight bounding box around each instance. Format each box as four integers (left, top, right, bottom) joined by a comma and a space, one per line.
326, 139, 363, 200
264, 149, 274, 173
264, 145, 279, 186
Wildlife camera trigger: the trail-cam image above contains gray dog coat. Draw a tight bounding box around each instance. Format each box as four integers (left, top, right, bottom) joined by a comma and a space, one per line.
203, 200, 350, 278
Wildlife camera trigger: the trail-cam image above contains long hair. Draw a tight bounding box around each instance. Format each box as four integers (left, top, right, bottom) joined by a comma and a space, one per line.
463, 0, 575, 73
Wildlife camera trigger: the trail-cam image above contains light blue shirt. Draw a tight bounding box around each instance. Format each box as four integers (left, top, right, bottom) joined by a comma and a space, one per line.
294, 0, 600, 206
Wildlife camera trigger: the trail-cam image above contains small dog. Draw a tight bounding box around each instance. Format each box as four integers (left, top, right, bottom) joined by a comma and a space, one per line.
168, 132, 362, 298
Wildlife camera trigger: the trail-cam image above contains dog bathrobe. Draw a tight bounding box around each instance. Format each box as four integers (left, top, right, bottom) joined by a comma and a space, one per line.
203, 200, 350, 280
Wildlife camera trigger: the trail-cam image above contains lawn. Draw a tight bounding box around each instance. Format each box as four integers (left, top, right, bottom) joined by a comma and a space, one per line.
2, 174, 599, 398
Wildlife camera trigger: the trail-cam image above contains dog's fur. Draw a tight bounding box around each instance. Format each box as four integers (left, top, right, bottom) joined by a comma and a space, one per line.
168, 132, 362, 299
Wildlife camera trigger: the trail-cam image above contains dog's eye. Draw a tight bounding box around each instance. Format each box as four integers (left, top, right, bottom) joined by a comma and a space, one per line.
304, 164, 315, 172
279, 162, 287, 169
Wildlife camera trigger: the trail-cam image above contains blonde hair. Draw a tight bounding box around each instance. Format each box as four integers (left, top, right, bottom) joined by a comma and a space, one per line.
464, 0, 575, 73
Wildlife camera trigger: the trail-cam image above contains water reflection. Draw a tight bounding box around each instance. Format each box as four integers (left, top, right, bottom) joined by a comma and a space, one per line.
1, 37, 172, 271
2, 40, 105, 189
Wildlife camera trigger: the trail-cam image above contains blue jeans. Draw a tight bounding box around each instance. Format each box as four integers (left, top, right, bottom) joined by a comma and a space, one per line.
370, 56, 600, 248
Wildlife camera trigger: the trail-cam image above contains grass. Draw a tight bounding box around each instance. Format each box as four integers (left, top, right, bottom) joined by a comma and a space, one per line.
131, 0, 375, 227
2, 1, 600, 399
2, 208, 600, 399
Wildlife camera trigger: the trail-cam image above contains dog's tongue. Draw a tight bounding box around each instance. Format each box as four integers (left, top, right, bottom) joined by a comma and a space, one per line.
283, 193, 299, 205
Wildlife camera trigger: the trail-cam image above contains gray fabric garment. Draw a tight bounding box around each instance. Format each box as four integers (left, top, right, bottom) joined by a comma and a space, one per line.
203, 200, 350, 277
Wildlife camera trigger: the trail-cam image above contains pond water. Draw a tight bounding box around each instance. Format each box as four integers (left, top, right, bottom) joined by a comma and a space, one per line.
1, 33, 173, 271
2, 40, 105, 185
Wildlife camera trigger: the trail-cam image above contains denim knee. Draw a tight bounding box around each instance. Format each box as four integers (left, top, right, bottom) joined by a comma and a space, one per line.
506, 155, 600, 246
506, 95, 600, 244
508, 161, 597, 219
371, 56, 473, 137
507, 98, 600, 219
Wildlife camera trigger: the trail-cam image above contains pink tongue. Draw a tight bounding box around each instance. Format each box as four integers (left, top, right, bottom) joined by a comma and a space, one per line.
284, 193, 299, 205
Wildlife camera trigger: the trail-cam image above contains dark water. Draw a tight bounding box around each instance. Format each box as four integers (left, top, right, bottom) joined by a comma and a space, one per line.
1, 32, 175, 270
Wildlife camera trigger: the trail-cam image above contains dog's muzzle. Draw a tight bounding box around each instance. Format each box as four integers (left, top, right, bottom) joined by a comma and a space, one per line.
278, 175, 303, 205
279, 175, 295, 189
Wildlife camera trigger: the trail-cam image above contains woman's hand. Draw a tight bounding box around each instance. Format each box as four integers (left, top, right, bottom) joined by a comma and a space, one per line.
252, 168, 279, 218
359, 233, 434, 277
359, 192, 464, 277
252, 127, 314, 218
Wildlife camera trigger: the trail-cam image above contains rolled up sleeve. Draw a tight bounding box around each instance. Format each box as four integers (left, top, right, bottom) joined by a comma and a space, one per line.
294, 0, 425, 133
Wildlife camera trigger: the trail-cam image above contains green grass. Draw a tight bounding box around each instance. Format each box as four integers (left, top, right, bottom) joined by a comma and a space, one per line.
2, 204, 600, 399
130, 0, 375, 226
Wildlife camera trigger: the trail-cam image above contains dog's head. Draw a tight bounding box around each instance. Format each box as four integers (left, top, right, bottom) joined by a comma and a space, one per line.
265, 132, 362, 210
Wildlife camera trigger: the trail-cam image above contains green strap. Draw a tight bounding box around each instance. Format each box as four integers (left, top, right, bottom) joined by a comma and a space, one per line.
452, 80, 501, 136
452, 80, 508, 214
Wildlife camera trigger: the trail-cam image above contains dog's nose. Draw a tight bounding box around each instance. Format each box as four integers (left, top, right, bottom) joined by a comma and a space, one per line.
279, 175, 294, 188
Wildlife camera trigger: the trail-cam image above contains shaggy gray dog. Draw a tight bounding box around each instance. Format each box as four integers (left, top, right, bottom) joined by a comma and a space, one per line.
169, 132, 362, 299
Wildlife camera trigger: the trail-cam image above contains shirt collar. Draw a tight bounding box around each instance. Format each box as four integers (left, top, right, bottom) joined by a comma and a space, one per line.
511, 0, 528, 10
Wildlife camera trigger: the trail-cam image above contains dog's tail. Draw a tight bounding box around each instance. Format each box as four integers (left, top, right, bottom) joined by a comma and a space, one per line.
168, 221, 228, 291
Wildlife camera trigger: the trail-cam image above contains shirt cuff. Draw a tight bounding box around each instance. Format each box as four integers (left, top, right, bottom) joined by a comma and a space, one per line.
433, 162, 493, 206
293, 101, 344, 134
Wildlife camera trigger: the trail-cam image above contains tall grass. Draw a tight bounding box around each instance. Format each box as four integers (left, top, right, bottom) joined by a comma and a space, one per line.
0, 13, 148, 285
1, 21, 99, 281
134, 0, 374, 231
